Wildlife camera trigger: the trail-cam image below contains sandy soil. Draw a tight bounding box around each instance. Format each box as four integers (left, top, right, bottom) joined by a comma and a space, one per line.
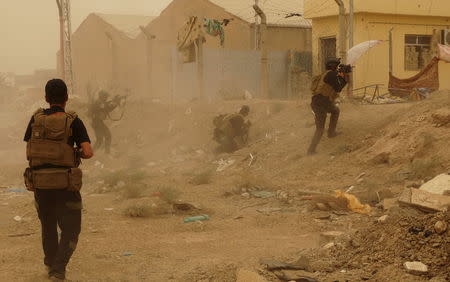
0, 91, 449, 281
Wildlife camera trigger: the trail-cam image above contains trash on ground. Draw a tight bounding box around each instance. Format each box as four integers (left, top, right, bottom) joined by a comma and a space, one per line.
260, 258, 306, 271
403, 261, 428, 275
250, 191, 275, 199
256, 207, 282, 214
215, 159, 235, 172
173, 202, 200, 212
6, 188, 27, 193
335, 190, 372, 214
13, 216, 22, 222
104, 208, 114, 211
183, 215, 209, 223
122, 252, 133, 256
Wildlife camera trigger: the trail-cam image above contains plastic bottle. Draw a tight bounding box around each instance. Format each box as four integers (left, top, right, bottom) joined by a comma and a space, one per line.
183, 215, 209, 223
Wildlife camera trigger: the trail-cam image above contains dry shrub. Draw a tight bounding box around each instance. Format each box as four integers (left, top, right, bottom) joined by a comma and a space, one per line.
123, 203, 153, 218
158, 185, 181, 204
122, 183, 147, 199
190, 169, 214, 185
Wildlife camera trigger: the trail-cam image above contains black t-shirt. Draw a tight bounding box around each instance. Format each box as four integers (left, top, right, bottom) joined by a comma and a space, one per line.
23, 106, 91, 146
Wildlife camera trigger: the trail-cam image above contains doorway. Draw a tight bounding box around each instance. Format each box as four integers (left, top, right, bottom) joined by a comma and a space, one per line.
320, 37, 337, 72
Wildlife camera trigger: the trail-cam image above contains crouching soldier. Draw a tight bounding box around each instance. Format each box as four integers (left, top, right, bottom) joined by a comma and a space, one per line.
213, 105, 251, 153
23, 79, 93, 280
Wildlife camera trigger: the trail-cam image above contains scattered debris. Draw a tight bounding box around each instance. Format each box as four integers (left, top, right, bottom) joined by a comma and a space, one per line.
398, 188, 450, 212
419, 174, 450, 195
273, 270, 318, 282
256, 207, 282, 215
13, 216, 22, 222
236, 268, 266, 282
323, 242, 335, 249
122, 252, 133, 257
173, 201, 200, 212
104, 208, 114, 211
403, 261, 428, 275
183, 215, 209, 223
377, 215, 388, 223
7, 232, 35, 238
260, 259, 306, 271
250, 191, 275, 199
431, 109, 450, 127
434, 221, 448, 234
335, 190, 372, 214
320, 231, 345, 241
215, 159, 235, 172
6, 188, 27, 193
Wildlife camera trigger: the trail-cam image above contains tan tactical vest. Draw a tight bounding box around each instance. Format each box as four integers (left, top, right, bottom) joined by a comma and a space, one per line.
312, 71, 339, 101
26, 109, 79, 168
219, 113, 243, 137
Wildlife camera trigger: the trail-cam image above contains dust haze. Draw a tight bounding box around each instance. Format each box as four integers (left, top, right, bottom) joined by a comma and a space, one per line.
1, 0, 450, 281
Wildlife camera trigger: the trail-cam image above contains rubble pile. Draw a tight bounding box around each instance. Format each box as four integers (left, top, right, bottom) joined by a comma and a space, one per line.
329, 208, 450, 279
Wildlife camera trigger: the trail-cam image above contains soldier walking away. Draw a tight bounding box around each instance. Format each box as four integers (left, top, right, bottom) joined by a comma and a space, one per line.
307, 58, 350, 155
23, 79, 93, 281
89, 90, 125, 154
213, 105, 251, 153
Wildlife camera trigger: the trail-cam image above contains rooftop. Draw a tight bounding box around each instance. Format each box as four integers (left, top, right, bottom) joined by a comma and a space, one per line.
95, 13, 157, 38
208, 0, 311, 28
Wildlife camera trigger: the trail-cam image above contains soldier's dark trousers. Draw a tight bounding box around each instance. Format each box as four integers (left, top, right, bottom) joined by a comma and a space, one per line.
35, 189, 82, 276
307, 94, 340, 154
92, 120, 112, 154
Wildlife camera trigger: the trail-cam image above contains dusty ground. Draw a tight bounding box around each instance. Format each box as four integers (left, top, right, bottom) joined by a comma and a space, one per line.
0, 91, 449, 281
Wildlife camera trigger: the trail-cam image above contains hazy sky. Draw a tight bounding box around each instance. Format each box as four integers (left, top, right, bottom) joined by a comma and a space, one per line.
1, 0, 172, 74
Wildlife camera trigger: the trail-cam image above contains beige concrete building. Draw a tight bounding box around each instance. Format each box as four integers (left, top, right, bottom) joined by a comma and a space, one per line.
304, 0, 450, 91
141, 0, 312, 99
70, 13, 155, 98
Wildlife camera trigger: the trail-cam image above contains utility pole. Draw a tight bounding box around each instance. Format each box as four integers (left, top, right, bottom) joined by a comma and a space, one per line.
389, 28, 394, 74
334, 0, 347, 63
56, 0, 74, 95
254, 0, 260, 50
347, 0, 354, 97
253, 4, 269, 99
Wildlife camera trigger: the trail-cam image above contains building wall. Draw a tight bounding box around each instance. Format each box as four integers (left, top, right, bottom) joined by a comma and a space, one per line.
71, 14, 148, 98
311, 13, 450, 91
304, 0, 450, 19
143, 0, 312, 99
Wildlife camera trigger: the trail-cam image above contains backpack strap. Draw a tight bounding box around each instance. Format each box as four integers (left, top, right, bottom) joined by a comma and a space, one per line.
64, 111, 78, 142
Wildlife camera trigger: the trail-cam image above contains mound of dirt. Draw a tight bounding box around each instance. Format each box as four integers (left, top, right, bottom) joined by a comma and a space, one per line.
312, 207, 450, 280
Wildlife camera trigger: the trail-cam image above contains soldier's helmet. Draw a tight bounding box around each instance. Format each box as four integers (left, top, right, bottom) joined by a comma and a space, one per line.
98, 90, 109, 100
239, 105, 250, 116
325, 57, 341, 69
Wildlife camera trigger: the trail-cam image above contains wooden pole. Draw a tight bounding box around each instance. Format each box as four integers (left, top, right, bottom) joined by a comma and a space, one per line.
389, 28, 393, 74
254, 4, 269, 99
196, 35, 204, 100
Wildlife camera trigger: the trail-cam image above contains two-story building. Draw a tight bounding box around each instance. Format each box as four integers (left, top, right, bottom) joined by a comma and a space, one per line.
304, 0, 450, 91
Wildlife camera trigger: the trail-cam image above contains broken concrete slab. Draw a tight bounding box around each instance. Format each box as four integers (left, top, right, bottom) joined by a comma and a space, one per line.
398, 188, 450, 212
382, 198, 398, 210
273, 270, 318, 282
403, 261, 428, 275
236, 268, 267, 282
419, 174, 450, 195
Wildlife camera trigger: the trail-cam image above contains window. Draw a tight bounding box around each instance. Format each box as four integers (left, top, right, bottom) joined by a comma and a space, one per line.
404, 35, 432, 71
